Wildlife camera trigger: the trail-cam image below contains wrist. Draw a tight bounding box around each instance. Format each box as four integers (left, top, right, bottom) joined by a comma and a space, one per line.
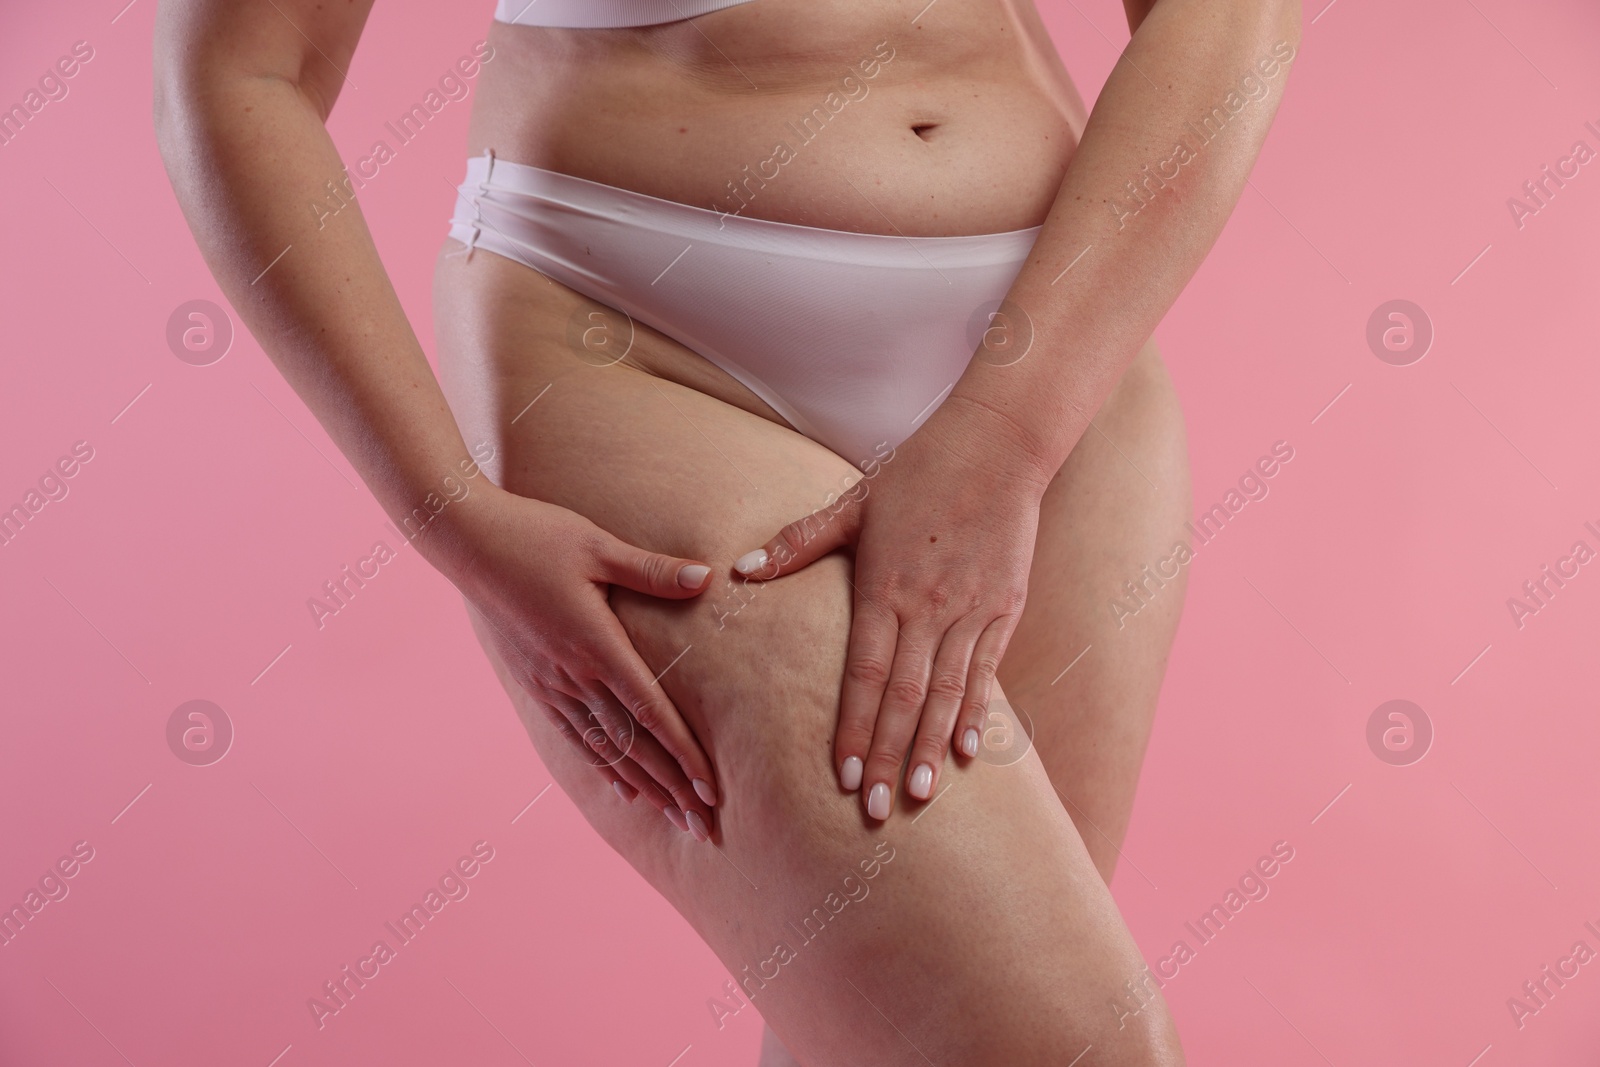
929, 393, 1065, 498
384, 459, 512, 587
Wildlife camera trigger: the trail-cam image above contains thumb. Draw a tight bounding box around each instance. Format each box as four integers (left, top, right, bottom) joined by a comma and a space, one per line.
596, 537, 714, 600
734, 494, 863, 581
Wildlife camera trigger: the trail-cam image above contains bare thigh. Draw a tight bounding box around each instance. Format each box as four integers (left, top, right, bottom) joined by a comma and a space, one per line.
434, 247, 1185, 1065
1001, 341, 1191, 880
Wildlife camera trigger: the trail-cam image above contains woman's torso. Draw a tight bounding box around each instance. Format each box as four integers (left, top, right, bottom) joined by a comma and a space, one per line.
464, 0, 1089, 238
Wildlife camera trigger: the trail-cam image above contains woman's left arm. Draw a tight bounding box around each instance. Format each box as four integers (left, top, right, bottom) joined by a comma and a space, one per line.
740, 0, 1302, 819
942, 0, 1301, 476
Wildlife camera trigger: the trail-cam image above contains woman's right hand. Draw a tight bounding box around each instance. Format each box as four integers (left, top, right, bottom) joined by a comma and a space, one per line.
435, 484, 719, 841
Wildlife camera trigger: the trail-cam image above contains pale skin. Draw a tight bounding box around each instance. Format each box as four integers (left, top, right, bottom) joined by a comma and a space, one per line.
155, 0, 1298, 1062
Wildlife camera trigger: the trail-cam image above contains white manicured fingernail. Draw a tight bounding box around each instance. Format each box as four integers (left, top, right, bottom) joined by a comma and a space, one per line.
678, 564, 710, 588
613, 781, 636, 803
685, 810, 710, 842
867, 783, 891, 820
961, 729, 979, 757
693, 778, 717, 806
909, 763, 933, 800
734, 549, 768, 575
840, 756, 863, 791
664, 807, 689, 833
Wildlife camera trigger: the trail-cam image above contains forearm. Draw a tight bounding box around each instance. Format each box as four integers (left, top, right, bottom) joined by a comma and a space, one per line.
154, 24, 487, 574
943, 0, 1301, 479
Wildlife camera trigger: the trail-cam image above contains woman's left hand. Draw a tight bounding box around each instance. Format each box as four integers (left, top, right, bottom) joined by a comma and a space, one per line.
732, 400, 1055, 820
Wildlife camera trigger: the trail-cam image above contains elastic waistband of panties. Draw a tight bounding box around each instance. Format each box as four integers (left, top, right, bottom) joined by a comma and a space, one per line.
448, 152, 1044, 267
493, 0, 755, 27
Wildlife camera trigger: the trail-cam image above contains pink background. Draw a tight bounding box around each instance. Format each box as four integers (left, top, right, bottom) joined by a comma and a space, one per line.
3, 0, 1599, 1063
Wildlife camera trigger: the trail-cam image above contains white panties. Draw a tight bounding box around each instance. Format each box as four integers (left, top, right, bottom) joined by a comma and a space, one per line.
447, 152, 1041, 468
493, 0, 757, 27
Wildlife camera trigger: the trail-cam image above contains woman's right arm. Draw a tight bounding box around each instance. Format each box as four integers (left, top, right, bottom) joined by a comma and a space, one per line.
152, 0, 720, 832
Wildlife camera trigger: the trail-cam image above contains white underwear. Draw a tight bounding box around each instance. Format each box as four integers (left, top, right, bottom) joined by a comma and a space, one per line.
447, 152, 1041, 468
493, 0, 757, 27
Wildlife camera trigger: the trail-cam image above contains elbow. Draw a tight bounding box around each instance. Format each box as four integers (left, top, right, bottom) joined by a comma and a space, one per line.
151, 60, 219, 188
150, 5, 331, 167
151, 75, 198, 190
150, 57, 182, 161
150, 14, 212, 171
151, 1, 200, 145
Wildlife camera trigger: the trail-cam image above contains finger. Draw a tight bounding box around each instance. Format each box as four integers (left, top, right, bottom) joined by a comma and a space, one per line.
579, 683, 714, 841
833, 596, 901, 796
608, 754, 675, 814
861, 624, 939, 822
952, 617, 1014, 762
546, 690, 674, 813
592, 684, 710, 844
594, 534, 714, 600
604, 756, 674, 813
595, 614, 721, 808
542, 691, 646, 799
545, 686, 637, 771
567, 683, 641, 768
904, 621, 986, 801
733, 490, 863, 582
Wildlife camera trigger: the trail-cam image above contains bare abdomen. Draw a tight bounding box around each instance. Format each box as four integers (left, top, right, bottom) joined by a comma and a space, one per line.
462, 0, 1088, 237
